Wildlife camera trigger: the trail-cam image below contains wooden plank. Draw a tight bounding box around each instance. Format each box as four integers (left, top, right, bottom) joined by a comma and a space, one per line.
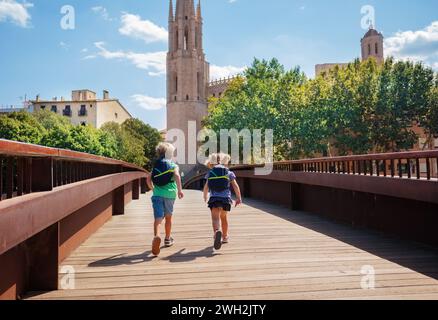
25, 190, 438, 300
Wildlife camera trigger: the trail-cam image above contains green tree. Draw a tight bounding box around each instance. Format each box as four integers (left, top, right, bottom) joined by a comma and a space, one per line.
122, 118, 162, 169
205, 57, 437, 159
66, 125, 104, 155
33, 110, 73, 149
100, 122, 147, 167
0, 111, 45, 144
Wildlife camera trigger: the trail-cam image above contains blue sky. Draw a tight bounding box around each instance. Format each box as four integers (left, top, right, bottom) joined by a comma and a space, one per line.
0, 0, 437, 130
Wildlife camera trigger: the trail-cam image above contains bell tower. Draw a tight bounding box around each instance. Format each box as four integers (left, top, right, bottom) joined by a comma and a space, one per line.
167, 0, 210, 165
361, 26, 384, 64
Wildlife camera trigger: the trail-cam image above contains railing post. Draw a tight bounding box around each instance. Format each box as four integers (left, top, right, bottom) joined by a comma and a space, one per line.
398, 159, 403, 178
290, 183, 300, 211
390, 159, 395, 177
32, 157, 53, 192
26, 222, 59, 292
16, 158, 24, 196
132, 179, 140, 200
436, 158, 438, 179
6, 157, 14, 199
113, 185, 125, 216
0, 157, 3, 200
140, 177, 148, 194
23, 158, 32, 194
426, 158, 431, 180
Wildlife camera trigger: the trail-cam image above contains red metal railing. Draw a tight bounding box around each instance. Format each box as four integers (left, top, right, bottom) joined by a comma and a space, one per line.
0, 139, 147, 201
184, 150, 438, 189
273, 150, 438, 180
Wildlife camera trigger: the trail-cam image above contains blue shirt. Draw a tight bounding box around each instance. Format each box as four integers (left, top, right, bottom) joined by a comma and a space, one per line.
205, 165, 236, 199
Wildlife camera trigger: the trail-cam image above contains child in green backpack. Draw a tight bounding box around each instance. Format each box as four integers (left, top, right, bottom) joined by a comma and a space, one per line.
147, 143, 184, 256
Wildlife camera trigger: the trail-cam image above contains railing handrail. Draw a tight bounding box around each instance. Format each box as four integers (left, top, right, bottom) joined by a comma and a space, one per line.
183, 149, 438, 188
0, 139, 147, 173
274, 149, 438, 165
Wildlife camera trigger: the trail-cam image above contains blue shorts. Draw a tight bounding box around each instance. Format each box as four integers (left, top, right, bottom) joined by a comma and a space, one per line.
152, 196, 175, 219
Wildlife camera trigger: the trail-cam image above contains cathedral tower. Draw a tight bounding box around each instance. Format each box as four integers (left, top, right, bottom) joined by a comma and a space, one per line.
167, 0, 209, 165
361, 26, 384, 64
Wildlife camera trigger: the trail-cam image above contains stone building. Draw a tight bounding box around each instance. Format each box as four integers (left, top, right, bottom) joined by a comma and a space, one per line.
166, 0, 236, 169
361, 28, 384, 64
31, 89, 132, 128
167, 0, 209, 146
315, 26, 384, 77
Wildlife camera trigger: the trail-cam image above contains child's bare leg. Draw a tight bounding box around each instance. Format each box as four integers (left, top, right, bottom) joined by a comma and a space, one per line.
164, 214, 172, 239
154, 218, 163, 237
211, 208, 221, 233
220, 210, 228, 238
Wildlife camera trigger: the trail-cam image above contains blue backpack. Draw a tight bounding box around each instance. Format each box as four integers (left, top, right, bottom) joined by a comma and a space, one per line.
152, 158, 175, 187
207, 167, 230, 192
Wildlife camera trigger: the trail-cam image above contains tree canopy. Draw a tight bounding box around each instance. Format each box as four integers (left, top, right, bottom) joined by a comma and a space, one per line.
205, 57, 437, 160
0, 110, 162, 168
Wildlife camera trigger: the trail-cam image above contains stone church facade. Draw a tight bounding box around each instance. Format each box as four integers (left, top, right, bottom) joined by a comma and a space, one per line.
166, 0, 234, 170
166, 0, 234, 133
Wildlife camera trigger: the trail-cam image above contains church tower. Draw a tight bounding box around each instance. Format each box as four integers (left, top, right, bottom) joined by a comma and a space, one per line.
167, 0, 210, 164
361, 26, 384, 64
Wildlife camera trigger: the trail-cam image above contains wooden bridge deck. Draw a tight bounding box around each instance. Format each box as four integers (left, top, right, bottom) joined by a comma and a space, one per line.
27, 190, 438, 300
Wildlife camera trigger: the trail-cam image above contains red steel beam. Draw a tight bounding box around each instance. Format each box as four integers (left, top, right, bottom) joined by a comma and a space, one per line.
235, 170, 438, 205
0, 139, 147, 173
0, 171, 146, 256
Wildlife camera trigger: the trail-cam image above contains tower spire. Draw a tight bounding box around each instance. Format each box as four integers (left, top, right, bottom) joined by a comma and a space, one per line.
169, 0, 174, 22
190, 0, 195, 16
197, 0, 202, 20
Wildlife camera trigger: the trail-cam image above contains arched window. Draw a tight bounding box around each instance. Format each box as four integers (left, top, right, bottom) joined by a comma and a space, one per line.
197, 72, 201, 96
174, 75, 178, 94
175, 29, 179, 50
184, 27, 189, 51
375, 43, 378, 54
186, 94, 189, 100
368, 44, 371, 55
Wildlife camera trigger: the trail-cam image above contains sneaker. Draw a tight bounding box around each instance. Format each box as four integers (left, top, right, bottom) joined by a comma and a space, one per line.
214, 231, 223, 250
164, 237, 175, 248
152, 236, 161, 256
222, 236, 229, 244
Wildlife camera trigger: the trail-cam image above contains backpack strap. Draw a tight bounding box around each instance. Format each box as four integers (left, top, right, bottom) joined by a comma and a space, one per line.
153, 168, 175, 178
152, 160, 175, 178
208, 169, 230, 181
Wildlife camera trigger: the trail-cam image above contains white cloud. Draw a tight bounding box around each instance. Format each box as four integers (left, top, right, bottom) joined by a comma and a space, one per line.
210, 65, 246, 81
91, 6, 114, 21
59, 41, 69, 50
384, 21, 438, 70
0, 0, 33, 27
92, 42, 166, 76
119, 13, 168, 43
131, 94, 166, 111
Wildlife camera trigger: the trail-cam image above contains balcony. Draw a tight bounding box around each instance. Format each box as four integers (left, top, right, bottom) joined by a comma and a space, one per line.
78, 110, 88, 117
63, 109, 72, 117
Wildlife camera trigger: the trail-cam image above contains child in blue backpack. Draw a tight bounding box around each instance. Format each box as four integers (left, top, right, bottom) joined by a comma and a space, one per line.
203, 153, 242, 250
147, 143, 184, 256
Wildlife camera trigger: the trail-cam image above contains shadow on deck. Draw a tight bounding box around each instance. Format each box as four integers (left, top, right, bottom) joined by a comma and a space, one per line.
26, 190, 438, 300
